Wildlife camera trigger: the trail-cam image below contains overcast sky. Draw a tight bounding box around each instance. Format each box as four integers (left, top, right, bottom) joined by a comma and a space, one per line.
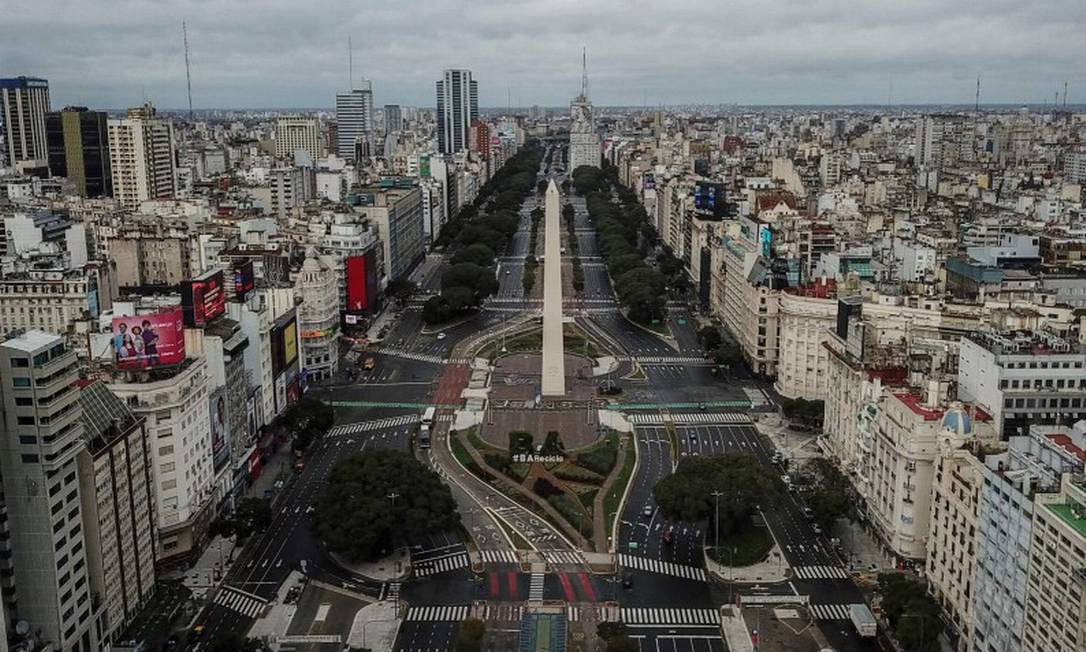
2, 0, 1083, 109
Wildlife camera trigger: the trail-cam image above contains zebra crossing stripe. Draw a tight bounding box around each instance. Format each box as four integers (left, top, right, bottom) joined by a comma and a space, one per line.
529, 572, 545, 602
620, 607, 718, 627
543, 550, 584, 566
794, 565, 849, 580
618, 554, 707, 582
567, 606, 579, 622
329, 414, 420, 436
214, 586, 267, 618
480, 549, 518, 564
415, 553, 469, 577
810, 604, 852, 620
669, 413, 752, 425
405, 605, 469, 621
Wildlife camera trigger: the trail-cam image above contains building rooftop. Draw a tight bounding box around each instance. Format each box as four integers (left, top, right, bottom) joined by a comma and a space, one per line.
2, 329, 61, 352
1045, 503, 1086, 538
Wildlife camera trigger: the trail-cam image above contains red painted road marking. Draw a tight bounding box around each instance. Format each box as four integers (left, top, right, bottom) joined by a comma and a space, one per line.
558, 573, 577, 602
489, 572, 499, 598
507, 571, 518, 597
577, 572, 597, 602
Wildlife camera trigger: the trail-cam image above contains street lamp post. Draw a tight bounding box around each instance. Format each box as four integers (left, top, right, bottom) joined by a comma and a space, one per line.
711, 490, 724, 563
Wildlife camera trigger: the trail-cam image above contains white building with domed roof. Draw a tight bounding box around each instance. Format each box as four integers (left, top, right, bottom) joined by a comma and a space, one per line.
296, 249, 340, 381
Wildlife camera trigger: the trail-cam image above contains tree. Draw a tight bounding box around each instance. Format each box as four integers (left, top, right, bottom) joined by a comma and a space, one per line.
385, 278, 417, 301
698, 326, 722, 352
451, 243, 496, 268
206, 633, 264, 652
422, 295, 452, 325
231, 497, 272, 539
653, 454, 774, 534
456, 617, 486, 651
443, 285, 477, 312
313, 449, 460, 562
711, 343, 743, 369
280, 398, 334, 452
877, 573, 943, 652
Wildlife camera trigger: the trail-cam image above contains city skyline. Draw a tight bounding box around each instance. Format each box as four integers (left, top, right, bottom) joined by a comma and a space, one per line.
1, 0, 1082, 110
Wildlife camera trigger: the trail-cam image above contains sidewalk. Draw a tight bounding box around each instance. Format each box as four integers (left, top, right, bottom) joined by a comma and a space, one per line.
753, 414, 821, 464
705, 544, 789, 583
346, 600, 402, 651
332, 548, 411, 583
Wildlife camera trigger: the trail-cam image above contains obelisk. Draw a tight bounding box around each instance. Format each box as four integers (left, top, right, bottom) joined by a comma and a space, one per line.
541, 180, 566, 396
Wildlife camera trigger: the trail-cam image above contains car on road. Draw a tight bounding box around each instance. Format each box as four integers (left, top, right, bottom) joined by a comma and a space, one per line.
436, 332, 447, 340
642, 505, 654, 518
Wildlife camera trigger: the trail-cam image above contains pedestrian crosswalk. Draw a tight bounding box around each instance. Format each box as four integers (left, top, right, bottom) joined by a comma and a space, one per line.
620, 607, 719, 627
542, 550, 585, 566
328, 414, 419, 436
372, 347, 447, 364
809, 604, 852, 620
475, 603, 524, 622
414, 552, 469, 577
618, 554, 707, 582
480, 549, 519, 564
793, 565, 850, 580
213, 585, 268, 618
567, 606, 580, 622
626, 412, 752, 425
405, 605, 470, 621
381, 581, 401, 602
529, 571, 545, 602
632, 356, 713, 365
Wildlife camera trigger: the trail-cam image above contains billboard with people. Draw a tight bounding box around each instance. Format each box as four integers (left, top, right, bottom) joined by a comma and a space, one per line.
111, 310, 186, 369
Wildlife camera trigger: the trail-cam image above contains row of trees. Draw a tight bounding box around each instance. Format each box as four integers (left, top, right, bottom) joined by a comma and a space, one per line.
793, 458, 852, 529
423, 143, 543, 324
780, 397, 825, 428
877, 573, 943, 652
653, 454, 775, 535
522, 206, 544, 294
697, 325, 744, 369
563, 203, 585, 292
578, 166, 668, 325
313, 449, 460, 562
280, 397, 335, 453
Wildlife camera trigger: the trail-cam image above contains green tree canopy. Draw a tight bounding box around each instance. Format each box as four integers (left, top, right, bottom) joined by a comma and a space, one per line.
653, 454, 775, 535
280, 397, 334, 452
314, 449, 460, 562
451, 243, 496, 268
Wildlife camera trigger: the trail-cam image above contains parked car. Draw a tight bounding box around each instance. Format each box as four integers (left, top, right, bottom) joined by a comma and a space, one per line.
642, 505, 654, 518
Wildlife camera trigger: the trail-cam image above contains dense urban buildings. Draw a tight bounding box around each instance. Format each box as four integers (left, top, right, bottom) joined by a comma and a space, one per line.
0, 76, 51, 169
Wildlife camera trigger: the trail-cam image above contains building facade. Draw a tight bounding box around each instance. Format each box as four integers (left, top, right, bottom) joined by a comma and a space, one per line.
296, 251, 340, 381
46, 106, 113, 197
1, 76, 51, 167
436, 69, 478, 155
107, 104, 178, 208
274, 116, 323, 161
359, 184, 425, 282
336, 80, 374, 162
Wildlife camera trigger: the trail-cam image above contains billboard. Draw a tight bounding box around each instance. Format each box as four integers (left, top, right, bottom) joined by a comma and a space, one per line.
344, 250, 380, 322
271, 314, 299, 376
233, 260, 255, 299
181, 269, 226, 327
209, 387, 230, 471
111, 309, 186, 369
642, 172, 655, 191
693, 182, 728, 218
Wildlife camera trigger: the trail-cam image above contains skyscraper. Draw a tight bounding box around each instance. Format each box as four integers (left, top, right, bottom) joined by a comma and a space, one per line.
107, 103, 178, 208
436, 69, 478, 155
1, 76, 51, 168
0, 331, 101, 649
568, 51, 600, 170
45, 106, 113, 197
336, 79, 374, 162
384, 104, 402, 134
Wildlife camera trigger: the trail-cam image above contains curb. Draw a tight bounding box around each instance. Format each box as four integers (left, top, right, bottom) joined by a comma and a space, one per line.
609, 432, 640, 554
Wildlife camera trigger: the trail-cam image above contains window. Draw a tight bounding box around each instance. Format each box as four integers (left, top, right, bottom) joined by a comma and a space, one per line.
9, 358, 28, 368
20, 454, 39, 463
11, 377, 30, 388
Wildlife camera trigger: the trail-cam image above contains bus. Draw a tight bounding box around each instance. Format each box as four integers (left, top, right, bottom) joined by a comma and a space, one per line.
422, 407, 436, 427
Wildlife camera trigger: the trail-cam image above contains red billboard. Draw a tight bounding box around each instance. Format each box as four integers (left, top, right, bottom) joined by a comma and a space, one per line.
182, 269, 226, 327
111, 309, 186, 369
346, 255, 370, 312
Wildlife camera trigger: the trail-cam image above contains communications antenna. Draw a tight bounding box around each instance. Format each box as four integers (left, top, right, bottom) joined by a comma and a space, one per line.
581, 47, 589, 100
348, 36, 353, 89
975, 77, 980, 113
182, 21, 194, 119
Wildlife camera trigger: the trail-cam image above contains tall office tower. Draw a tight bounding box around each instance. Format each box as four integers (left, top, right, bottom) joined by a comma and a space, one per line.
435, 69, 478, 155
45, 106, 113, 197
914, 114, 967, 169
0, 331, 100, 650
568, 53, 600, 170
1, 76, 51, 168
336, 79, 374, 162
384, 104, 402, 134
107, 103, 178, 208
274, 115, 323, 161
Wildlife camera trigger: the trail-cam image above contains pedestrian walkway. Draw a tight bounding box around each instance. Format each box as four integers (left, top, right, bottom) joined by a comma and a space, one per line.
626, 412, 751, 426
328, 414, 419, 436
529, 571, 545, 602
414, 552, 469, 577
618, 554, 707, 581
480, 549, 519, 564
542, 550, 585, 566
793, 565, 849, 580
404, 605, 470, 621
631, 355, 712, 364
477, 603, 524, 622
809, 604, 852, 620
380, 581, 401, 602
620, 607, 719, 627
567, 605, 581, 622
213, 585, 268, 618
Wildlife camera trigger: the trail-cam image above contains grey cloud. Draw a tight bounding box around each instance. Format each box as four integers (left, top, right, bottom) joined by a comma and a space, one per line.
0, 0, 1082, 109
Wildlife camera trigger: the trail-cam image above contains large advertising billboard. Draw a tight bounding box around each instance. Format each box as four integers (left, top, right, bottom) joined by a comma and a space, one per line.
271, 314, 299, 376
111, 309, 186, 369
693, 182, 728, 218
209, 387, 230, 471
181, 269, 226, 327
233, 260, 255, 300
345, 255, 369, 313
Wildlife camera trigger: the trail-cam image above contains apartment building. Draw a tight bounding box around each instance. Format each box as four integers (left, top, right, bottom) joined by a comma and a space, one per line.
296, 251, 340, 381
107, 104, 178, 208
775, 281, 837, 400
274, 115, 323, 161
0, 331, 102, 650
357, 182, 425, 282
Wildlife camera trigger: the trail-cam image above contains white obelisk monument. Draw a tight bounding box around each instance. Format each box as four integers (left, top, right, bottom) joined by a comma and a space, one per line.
541, 180, 566, 396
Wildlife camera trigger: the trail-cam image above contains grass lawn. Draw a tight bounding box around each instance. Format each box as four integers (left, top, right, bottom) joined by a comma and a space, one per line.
707, 521, 775, 567
466, 427, 503, 455
450, 433, 488, 480
494, 516, 533, 551
603, 435, 637, 537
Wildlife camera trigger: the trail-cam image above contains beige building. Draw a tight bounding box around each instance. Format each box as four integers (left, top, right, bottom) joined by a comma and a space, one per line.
718, 231, 780, 376
274, 115, 323, 161
775, 284, 837, 400
358, 184, 425, 282
296, 251, 340, 381
108, 104, 178, 208
1022, 474, 1086, 652
77, 380, 157, 643
0, 262, 114, 340
110, 235, 192, 288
